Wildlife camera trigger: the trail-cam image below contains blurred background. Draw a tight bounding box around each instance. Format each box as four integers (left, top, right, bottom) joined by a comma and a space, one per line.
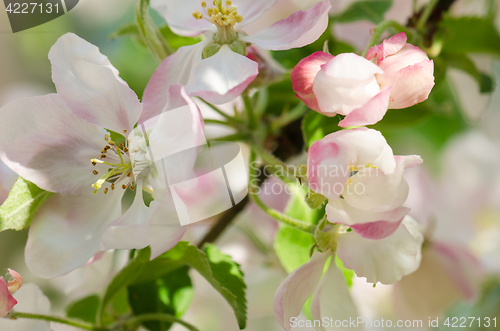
1, 0, 500, 330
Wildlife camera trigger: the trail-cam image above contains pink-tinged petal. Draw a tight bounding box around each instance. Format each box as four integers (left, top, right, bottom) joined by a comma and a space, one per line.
273, 251, 329, 331
376, 44, 430, 74
49, 33, 142, 133
0, 284, 51, 330
378, 60, 435, 109
240, 0, 331, 50
100, 183, 151, 251
186, 45, 259, 104
25, 191, 123, 278
326, 199, 409, 239
400, 154, 423, 169
0, 277, 17, 317
394, 242, 482, 319
343, 156, 408, 211
307, 138, 349, 200
0, 94, 109, 195
339, 86, 391, 127
366, 32, 407, 61
150, 0, 213, 37
337, 216, 423, 284
291, 51, 334, 111
234, 0, 278, 28
310, 263, 360, 331
142, 40, 210, 121
313, 53, 383, 115
6, 269, 22, 293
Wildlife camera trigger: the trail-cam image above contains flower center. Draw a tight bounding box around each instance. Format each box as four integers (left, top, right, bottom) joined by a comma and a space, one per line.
90, 131, 134, 194
192, 0, 243, 27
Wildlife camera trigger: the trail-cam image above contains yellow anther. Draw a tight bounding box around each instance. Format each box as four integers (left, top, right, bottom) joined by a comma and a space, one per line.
123, 129, 127, 134
93, 170, 99, 175
234, 14, 243, 23
100, 154, 107, 159
104, 188, 109, 194
122, 184, 127, 189
108, 140, 115, 146
129, 185, 135, 191
226, 0, 232, 5
111, 183, 115, 190
201, 0, 207, 7
105, 134, 109, 141
192, 11, 204, 19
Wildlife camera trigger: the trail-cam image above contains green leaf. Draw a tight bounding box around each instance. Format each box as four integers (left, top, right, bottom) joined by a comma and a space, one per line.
442, 53, 495, 93
128, 266, 194, 331
332, 0, 393, 24
135, 0, 173, 61
160, 242, 247, 329
0, 177, 52, 232
274, 185, 324, 273
66, 295, 100, 324
440, 16, 500, 56
301, 111, 341, 149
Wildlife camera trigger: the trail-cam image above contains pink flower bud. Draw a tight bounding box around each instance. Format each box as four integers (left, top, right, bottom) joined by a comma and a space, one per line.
366, 32, 435, 109
0, 269, 22, 317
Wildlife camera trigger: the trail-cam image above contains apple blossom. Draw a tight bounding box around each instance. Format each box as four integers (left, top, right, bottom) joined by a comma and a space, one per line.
366, 32, 435, 109
274, 216, 423, 331
0, 269, 22, 317
142, 0, 331, 120
0, 33, 204, 278
307, 128, 422, 239
292, 32, 434, 126
292, 51, 391, 127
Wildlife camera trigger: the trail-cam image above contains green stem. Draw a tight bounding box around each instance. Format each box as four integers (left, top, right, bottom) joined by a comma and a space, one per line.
270, 102, 308, 132
250, 142, 296, 180
125, 313, 200, 331
209, 132, 250, 142
204, 119, 233, 127
8, 312, 104, 331
249, 151, 316, 235
362, 20, 412, 57
243, 93, 257, 130
416, 0, 439, 32
197, 98, 244, 126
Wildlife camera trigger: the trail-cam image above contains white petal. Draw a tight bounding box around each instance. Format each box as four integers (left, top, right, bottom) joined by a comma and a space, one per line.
240, 0, 331, 50
343, 156, 409, 211
273, 251, 329, 331
310, 263, 360, 331
336, 216, 423, 284
0, 284, 51, 331
0, 94, 108, 195
142, 40, 210, 121
25, 191, 123, 278
147, 188, 188, 259
313, 53, 382, 115
49, 33, 142, 133
100, 183, 151, 250
150, 0, 213, 37
233, 0, 277, 28
186, 45, 259, 104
